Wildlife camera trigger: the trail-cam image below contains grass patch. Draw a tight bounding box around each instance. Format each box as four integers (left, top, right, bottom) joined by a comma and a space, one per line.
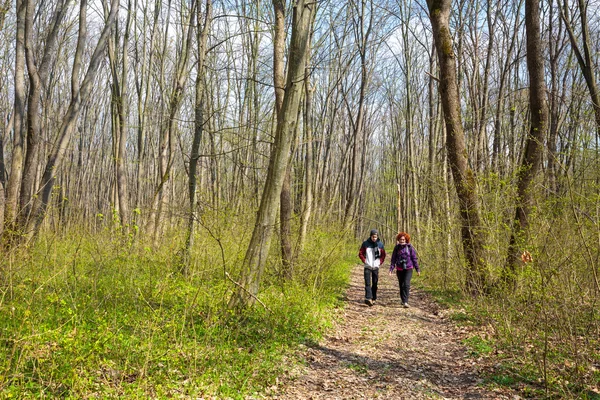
491, 373, 516, 386
420, 288, 463, 308
449, 311, 477, 324
0, 227, 354, 398
462, 335, 494, 357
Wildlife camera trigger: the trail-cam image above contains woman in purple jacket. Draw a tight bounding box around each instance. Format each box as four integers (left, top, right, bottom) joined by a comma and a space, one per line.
389, 232, 419, 308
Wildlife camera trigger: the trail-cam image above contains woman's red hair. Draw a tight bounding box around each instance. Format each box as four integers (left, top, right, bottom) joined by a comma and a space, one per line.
396, 232, 411, 243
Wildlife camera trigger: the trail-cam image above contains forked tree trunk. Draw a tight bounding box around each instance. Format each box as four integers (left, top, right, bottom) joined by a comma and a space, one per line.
23, 0, 120, 238
427, 0, 488, 295
273, 0, 294, 277
19, 0, 69, 228
229, 0, 315, 308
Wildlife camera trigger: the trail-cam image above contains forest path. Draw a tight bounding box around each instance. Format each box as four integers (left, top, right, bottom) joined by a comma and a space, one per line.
270, 264, 518, 400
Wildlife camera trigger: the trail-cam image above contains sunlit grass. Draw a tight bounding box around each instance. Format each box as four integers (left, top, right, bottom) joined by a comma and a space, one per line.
0, 225, 354, 398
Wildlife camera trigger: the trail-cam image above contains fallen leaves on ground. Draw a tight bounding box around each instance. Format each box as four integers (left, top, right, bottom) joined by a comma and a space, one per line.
267, 265, 521, 400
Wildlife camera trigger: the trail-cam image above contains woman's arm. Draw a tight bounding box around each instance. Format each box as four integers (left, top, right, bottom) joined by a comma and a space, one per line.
411, 246, 420, 273
389, 245, 398, 273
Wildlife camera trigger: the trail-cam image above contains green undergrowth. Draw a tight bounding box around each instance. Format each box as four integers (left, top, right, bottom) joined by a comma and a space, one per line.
417, 275, 600, 399
417, 263, 600, 398
0, 227, 355, 398
413, 174, 600, 399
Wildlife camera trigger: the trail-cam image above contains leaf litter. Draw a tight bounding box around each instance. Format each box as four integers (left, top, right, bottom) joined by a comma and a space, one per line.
264, 265, 522, 400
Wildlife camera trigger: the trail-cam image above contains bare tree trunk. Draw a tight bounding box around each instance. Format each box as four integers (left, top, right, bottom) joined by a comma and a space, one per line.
273, 0, 285, 115
145, 0, 172, 238
548, 0, 567, 194
402, 5, 420, 237
492, 2, 521, 173
273, 0, 294, 277
396, 183, 401, 233
474, 1, 496, 173
23, 0, 120, 238
426, 41, 437, 236
133, 0, 160, 232
2, 0, 26, 241
427, 0, 488, 295
183, 0, 211, 274
280, 164, 294, 276
19, 0, 69, 228
505, 0, 549, 280
229, 0, 315, 308
147, 0, 197, 243
298, 47, 315, 255
106, 0, 132, 229
344, 0, 373, 229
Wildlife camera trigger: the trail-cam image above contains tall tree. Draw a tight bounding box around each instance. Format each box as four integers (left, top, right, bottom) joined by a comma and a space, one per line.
298, 33, 316, 255
229, 0, 315, 308
273, 0, 294, 276
183, 0, 212, 273
548, 0, 568, 194
146, 0, 197, 242
106, 0, 133, 228
343, 0, 374, 229
427, 0, 488, 295
19, 0, 69, 228
2, 0, 26, 240
505, 0, 549, 279
23, 0, 120, 238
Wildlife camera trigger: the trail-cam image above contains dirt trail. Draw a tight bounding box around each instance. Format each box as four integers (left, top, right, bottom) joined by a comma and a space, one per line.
271, 264, 518, 400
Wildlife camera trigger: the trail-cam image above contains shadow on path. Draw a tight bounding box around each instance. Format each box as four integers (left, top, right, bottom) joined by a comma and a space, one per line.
274, 265, 515, 399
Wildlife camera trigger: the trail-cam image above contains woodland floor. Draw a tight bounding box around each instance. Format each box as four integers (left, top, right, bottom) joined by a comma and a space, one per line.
265, 264, 522, 400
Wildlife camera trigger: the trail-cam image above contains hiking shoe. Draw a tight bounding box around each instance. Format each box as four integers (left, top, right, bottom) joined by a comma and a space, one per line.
403, 302, 409, 308
372, 299, 377, 304
365, 299, 373, 306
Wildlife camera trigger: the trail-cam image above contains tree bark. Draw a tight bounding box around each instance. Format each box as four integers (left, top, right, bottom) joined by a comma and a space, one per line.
548, 0, 567, 194
2, 0, 26, 241
133, 0, 161, 232
19, 0, 69, 228
147, 0, 197, 242
229, 0, 315, 308
23, 0, 120, 238
183, 0, 211, 274
298, 45, 315, 255
107, 0, 132, 228
505, 0, 549, 280
427, 0, 488, 295
344, 0, 373, 229
492, 1, 521, 174
273, 0, 294, 277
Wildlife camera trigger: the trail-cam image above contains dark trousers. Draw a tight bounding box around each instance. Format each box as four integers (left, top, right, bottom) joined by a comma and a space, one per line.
364, 267, 379, 300
396, 268, 413, 304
